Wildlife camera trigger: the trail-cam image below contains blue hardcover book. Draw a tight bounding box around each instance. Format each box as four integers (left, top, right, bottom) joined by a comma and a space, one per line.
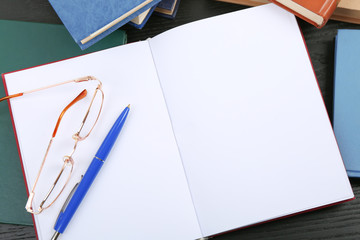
155, 0, 181, 19
49, 0, 160, 49
333, 29, 360, 178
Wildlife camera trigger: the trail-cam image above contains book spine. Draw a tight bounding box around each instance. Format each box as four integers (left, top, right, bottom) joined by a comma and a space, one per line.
321, 0, 341, 20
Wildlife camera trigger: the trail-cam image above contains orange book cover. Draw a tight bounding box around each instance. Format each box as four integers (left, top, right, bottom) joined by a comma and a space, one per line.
269, 0, 340, 28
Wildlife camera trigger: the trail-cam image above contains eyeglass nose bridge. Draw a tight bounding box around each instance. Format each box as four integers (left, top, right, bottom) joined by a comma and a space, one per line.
72, 133, 85, 142
64, 155, 74, 165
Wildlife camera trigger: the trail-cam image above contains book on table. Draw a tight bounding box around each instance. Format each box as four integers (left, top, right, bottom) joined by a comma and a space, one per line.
219, 0, 268, 6
48, 0, 160, 49
219, 0, 360, 25
154, 0, 181, 18
333, 29, 360, 178
269, 0, 340, 28
0, 19, 126, 226
332, 0, 360, 24
2, 4, 354, 240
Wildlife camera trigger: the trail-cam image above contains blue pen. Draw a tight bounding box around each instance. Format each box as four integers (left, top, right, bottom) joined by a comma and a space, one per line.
51, 105, 130, 240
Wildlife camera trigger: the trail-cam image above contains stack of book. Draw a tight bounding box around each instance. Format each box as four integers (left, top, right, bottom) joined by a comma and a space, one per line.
48, 0, 182, 50
218, 0, 360, 26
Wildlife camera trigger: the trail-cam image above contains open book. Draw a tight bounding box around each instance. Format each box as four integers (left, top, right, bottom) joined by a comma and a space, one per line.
2, 4, 354, 240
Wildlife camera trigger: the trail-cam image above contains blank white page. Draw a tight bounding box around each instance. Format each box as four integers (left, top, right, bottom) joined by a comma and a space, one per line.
4, 42, 201, 240
149, 4, 354, 237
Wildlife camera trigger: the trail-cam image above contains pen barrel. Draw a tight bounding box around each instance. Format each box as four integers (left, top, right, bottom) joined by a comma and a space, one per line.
96, 106, 129, 160
54, 157, 103, 234
53, 106, 129, 235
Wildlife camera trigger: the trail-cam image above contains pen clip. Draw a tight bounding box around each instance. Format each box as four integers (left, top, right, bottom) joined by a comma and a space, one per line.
55, 175, 83, 223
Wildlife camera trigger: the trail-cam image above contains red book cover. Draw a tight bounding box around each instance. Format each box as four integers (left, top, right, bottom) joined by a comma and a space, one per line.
269, 0, 340, 28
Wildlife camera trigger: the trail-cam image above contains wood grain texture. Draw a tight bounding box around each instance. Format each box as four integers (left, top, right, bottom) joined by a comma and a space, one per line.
0, 0, 360, 239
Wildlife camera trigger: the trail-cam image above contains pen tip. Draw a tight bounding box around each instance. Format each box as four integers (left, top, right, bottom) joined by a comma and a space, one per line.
127, 104, 130, 108
51, 231, 60, 240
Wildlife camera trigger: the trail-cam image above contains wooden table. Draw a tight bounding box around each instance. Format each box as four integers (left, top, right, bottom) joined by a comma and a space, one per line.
0, 0, 360, 239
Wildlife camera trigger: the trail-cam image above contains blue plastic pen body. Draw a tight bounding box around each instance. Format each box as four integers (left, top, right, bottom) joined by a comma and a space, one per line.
53, 106, 130, 236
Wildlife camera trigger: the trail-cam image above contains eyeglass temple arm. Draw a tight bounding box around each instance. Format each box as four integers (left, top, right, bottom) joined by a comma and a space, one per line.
52, 90, 87, 138
0, 76, 99, 103
0, 93, 24, 102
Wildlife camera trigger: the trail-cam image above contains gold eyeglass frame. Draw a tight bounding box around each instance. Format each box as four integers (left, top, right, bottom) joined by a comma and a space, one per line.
0, 76, 104, 215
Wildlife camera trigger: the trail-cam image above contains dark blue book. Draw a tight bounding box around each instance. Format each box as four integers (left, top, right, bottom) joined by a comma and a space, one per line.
333, 29, 360, 178
49, 0, 160, 49
155, 0, 181, 19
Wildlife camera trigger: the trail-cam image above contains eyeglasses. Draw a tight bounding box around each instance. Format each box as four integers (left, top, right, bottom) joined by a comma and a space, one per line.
0, 76, 104, 214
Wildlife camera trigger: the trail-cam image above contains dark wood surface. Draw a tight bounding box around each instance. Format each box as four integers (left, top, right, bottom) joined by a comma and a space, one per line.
1, 0, 360, 239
